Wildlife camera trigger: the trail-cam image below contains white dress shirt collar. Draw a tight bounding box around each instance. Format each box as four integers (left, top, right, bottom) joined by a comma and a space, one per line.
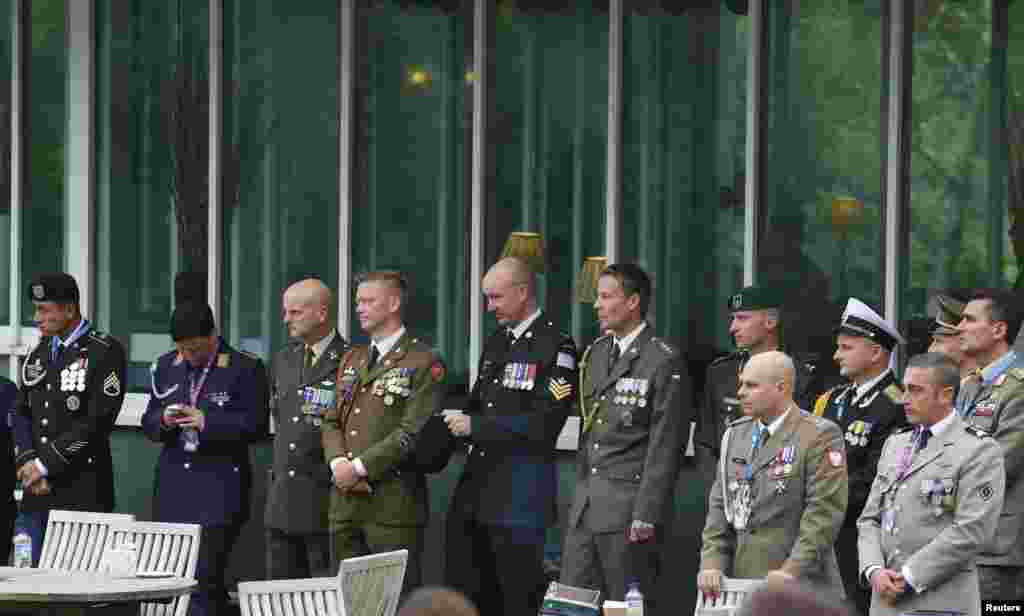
614, 322, 647, 356
372, 326, 407, 359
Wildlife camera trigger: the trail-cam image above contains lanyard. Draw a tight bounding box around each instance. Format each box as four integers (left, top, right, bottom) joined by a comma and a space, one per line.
188, 343, 219, 407
894, 426, 925, 481
52, 319, 90, 360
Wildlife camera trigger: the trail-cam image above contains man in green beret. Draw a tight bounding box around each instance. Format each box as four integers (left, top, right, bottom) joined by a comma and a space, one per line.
927, 293, 976, 379
694, 285, 830, 508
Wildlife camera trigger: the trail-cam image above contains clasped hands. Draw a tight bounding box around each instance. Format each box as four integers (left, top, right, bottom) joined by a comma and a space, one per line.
332, 458, 371, 495
870, 568, 908, 606
161, 405, 206, 431
17, 462, 49, 496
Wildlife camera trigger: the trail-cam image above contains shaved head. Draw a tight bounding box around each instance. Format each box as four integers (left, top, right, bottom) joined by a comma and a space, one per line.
482, 257, 538, 327
282, 278, 334, 344
738, 351, 796, 420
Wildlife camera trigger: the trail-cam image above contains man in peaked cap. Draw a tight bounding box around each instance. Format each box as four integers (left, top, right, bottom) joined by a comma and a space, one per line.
926, 293, 976, 378
695, 285, 830, 509
13, 273, 127, 564
814, 298, 908, 615
142, 294, 269, 616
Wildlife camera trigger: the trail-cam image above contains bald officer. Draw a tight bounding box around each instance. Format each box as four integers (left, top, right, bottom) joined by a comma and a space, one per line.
444, 257, 578, 616
858, 353, 1004, 616
14, 273, 126, 565
561, 263, 688, 605
814, 298, 907, 614
265, 279, 348, 579
322, 271, 445, 593
698, 351, 847, 599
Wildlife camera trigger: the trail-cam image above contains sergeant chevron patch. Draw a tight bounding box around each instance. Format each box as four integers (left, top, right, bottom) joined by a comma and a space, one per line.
103, 372, 121, 397
549, 377, 572, 401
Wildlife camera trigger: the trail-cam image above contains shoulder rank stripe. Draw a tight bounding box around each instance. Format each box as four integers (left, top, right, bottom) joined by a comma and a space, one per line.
813, 388, 834, 417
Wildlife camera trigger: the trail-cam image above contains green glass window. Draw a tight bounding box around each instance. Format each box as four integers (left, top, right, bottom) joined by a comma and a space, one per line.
760, 1, 885, 363
0, 0, 11, 325
622, 2, 747, 358
904, 0, 1017, 319
95, 0, 208, 391
488, 1, 607, 346
24, 0, 65, 324
221, 0, 340, 361
352, 0, 471, 382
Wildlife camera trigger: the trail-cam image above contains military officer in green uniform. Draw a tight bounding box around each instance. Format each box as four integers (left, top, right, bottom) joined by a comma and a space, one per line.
322, 271, 445, 593
813, 298, 907, 614
561, 263, 689, 606
695, 286, 829, 506
955, 289, 1024, 601
699, 351, 847, 599
13, 273, 127, 565
858, 353, 1005, 616
265, 278, 348, 579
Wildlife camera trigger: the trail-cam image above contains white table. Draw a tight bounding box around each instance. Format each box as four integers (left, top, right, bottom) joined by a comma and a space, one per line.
0, 566, 197, 614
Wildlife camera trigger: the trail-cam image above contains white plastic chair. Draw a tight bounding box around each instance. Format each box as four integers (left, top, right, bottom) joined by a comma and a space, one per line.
238, 548, 408, 616
38, 509, 136, 572
106, 520, 202, 616
694, 577, 763, 616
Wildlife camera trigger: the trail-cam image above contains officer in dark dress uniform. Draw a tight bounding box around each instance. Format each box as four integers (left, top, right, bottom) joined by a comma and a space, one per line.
142, 300, 269, 616
813, 298, 907, 615
695, 286, 828, 506
0, 376, 19, 564
444, 257, 578, 616
265, 279, 347, 579
13, 273, 127, 564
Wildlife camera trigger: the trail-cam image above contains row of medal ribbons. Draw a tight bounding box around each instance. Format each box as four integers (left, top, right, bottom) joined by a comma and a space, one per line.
61, 360, 88, 392
503, 363, 537, 390
614, 377, 648, 407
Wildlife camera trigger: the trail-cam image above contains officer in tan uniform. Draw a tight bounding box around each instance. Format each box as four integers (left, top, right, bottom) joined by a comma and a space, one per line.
926, 293, 974, 377
698, 351, 847, 599
561, 263, 689, 606
955, 289, 1024, 600
322, 271, 446, 593
858, 353, 1005, 616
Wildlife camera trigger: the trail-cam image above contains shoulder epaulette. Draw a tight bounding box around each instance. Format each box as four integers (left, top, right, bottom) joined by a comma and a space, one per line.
650, 337, 677, 357
87, 331, 111, 347
728, 415, 754, 427
709, 352, 744, 368
813, 387, 836, 417
884, 383, 903, 402
965, 424, 991, 438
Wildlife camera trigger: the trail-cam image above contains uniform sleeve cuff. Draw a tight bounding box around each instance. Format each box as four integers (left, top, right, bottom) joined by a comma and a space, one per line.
900, 565, 919, 593
353, 458, 368, 477
34, 458, 48, 477
329, 457, 343, 472
863, 565, 882, 586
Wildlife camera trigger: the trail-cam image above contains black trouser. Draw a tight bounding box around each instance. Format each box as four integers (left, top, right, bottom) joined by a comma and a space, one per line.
265, 527, 332, 580
190, 523, 242, 616
445, 513, 546, 616
836, 522, 869, 615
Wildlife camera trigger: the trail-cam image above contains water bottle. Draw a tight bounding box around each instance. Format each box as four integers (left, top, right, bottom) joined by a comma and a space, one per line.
12, 532, 32, 568
625, 581, 644, 616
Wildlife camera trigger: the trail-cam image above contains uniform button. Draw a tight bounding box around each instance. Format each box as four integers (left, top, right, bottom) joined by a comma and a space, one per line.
600, 396, 606, 401
493, 379, 499, 384
487, 403, 494, 408
40, 436, 47, 444
292, 416, 300, 423
591, 467, 597, 475
289, 443, 296, 451
361, 388, 367, 393
288, 470, 295, 478
184, 463, 191, 470
45, 402, 49, 408
41, 419, 48, 426
87, 457, 93, 464
233, 466, 239, 472
597, 419, 603, 425
47, 385, 52, 391
350, 430, 357, 436
593, 443, 599, 450
354, 408, 361, 415
479, 450, 486, 457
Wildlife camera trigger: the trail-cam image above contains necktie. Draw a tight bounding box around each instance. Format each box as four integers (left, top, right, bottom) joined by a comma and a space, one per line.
609, 342, 621, 367
304, 346, 315, 370
751, 425, 769, 459
918, 428, 933, 452
367, 344, 380, 370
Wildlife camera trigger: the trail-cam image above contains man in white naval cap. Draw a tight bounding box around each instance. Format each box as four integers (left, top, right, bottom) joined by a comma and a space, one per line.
813, 298, 909, 615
